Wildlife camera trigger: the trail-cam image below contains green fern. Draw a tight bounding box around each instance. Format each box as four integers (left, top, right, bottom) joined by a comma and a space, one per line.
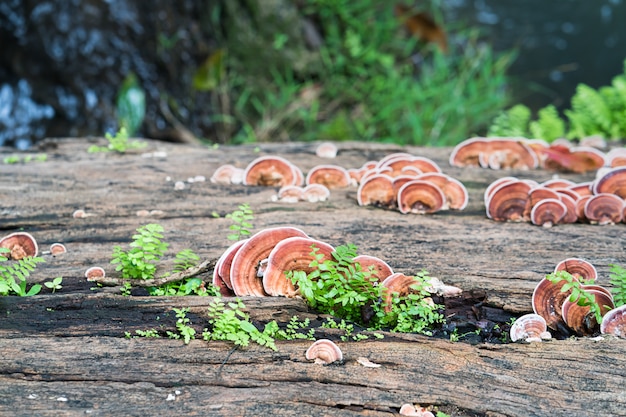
566, 84, 612, 139
0, 248, 46, 296
528, 105, 565, 142
487, 104, 531, 137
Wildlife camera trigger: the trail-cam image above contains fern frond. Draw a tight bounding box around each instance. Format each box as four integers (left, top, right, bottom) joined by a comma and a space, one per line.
567, 84, 612, 138
528, 105, 565, 142
487, 104, 531, 137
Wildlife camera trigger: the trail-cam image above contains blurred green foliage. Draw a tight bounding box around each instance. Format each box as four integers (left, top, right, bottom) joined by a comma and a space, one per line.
207, 0, 515, 146
488, 59, 626, 142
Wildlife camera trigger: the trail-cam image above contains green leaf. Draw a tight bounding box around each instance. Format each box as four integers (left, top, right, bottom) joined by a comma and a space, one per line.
116, 72, 146, 137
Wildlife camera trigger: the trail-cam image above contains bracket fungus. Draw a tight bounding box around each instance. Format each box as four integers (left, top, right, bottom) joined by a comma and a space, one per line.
84, 266, 106, 281
0, 232, 38, 260
305, 164, 351, 189
396, 180, 446, 214
215, 239, 248, 291
357, 174, 395, 208
399, 404, 435, 417
542, 145, 607, 173
554, 258, 597, 282
352, 255, 394, 283
509, 313, 550, 343
592, 166, 626, 198
416, 172, 469, 210
262, 237, 335, 297
229, 227, 308, 297
561, 288, 614, 336
449, 137, 538, 170
485, 179, 531, 222
274, 185, 305, 203
315, 142, 338, 158
380, 273, 421, 313
243, 156, 302, 187
584, 193, 625, 225
305, 339, 343, 365
601, 304, 626, 338
210, 164, 244, 185
302, 183, 331, 202
530, 198, 567, 228
532, 277, 571, 331
49, 243, 67, 255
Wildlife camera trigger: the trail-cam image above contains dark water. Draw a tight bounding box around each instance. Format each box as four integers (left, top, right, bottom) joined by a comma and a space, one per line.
442, 0, 626, 112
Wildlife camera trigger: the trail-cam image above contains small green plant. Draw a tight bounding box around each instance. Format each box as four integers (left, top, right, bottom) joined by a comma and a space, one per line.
88, 127, 147, 154
0, 248, 46, 296
3, 153, 47, 164
173, 249, 200, 273
111, 224, 169, 280
43, 276, 63, 293
321, 317, 369, 342
202, 296, 277, 350
436, 412, 451, 417
226, 203, 254, 241
148, 278, 220, 297
546, 270, 604, 323
166, 307, 196, 344
120, 281, 132, 296
487, 104, 531, 138
449, 328, 480, 342
126, 329, 161, 339
608, 264, 626, 307
288, 244, 444, 335
270, 316, 316, 341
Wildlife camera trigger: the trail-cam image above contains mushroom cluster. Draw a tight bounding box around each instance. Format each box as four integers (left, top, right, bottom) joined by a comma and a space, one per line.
355, 152, 468, 214
528, 258, 622, 338
212, 226, 461, 301
450, 137, 611, 173
0, 232, 38, 260
485, 168, 626, 226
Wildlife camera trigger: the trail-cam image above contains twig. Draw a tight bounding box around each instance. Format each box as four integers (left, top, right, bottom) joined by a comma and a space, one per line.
88, 258, 217, 287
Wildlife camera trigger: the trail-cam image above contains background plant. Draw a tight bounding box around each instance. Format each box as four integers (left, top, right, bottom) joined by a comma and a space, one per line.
88, 127, 147, 154
488, 58, 626, 141
112, 223, 169, 280
226, 203, 254, 241
209, 1, 514, 146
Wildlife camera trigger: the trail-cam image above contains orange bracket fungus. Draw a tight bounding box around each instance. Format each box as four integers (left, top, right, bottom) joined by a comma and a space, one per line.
0, 232, 39, 260
352, 255, 394, 283
509, 313, 550, 343
380, 273, 421, 313
315, 142, 338, 159
229, 227, 308, 297
262, 237, 335, 297
530, 198, 567, 228
396, 180, 446, 214
357, 174, 395, 208
416, 172, 468, 210
485, 179, 531, 222
49, 243, 67, 255
601, 304, 626, 338
305, 339, 343, 365
554, 258, 597, 282
302, 183, 330, 202
84, 266, 106, 281
305, 164, 351, 189
243, 156, 302, 187
584, 193, 625, 225
210, 164, 244, 185
561, 287, 614, 336
532, 277, 571, 332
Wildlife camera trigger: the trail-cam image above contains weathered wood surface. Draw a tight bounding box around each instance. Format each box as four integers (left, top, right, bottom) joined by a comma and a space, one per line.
1, 138, 626, 416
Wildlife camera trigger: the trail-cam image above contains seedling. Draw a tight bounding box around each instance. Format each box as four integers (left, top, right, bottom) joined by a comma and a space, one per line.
126, 329, 161, 339
173, 249, 200, 273
202, 295, 277, 350
270, 316, 315, 341
43, 277, 63, 293
111, 224, 169, 280
88, 127, 147, 154
3, 154, 47, 164
226, 203, 254, 241
166, 307, 196, 344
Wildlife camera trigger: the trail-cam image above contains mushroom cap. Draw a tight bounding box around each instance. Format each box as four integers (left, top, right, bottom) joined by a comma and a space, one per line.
212, 265, 236, 296
210, 164, 245, 185
607, 148, 626, 168
230, 227, 309, 296
376, 152, 414, 168
399, 404, 435, 417
485, 179, 531, 222
380, 156, 441, 175
601, 304, 626, 337
216, 239, 248, 290
49, 243, 67, 255
575, 195, 592, 222
315, 142, 338, 158
305, 339, 343, 364
555, 193, 578, 224
0, 232, 38, 260
262, 237, 335, 297
243, 156, 300, 187
450, 137, 538, 169
352, 255, 394, 283
396, 180, 446, 214
484, 176, 519, 207
84, 266, 105, 280
561, 289, 614, 336
305, 164, 351, 189
527, 186, 560, 210
510, 313, 548, 342
532, 277, 572, 331
415, 173, 469, 210
554, 258, 597, 283
567, 181, 593, 197
542, 145, 606, 173
592, 166, 626, 198
530, 198, 567, 228
541, 178, 576, 189
276, 185, 305, 203
302, 183, 331, 202
391, 175, 419, 199
357, 174, 395, 207
584, 193, 625, 225
380, 273, 421, 313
